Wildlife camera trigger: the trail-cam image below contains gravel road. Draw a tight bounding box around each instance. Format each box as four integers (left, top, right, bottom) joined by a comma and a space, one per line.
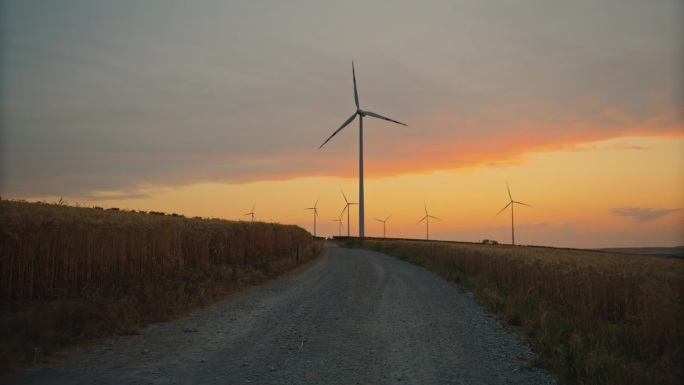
3, 243, 557, 385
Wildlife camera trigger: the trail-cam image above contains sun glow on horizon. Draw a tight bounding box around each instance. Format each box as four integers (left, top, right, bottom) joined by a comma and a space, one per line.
7, 136, 683, 249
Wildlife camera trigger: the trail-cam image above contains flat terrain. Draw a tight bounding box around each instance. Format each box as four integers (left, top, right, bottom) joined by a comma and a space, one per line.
2, 244, 556, 385
595, 246, 684, 257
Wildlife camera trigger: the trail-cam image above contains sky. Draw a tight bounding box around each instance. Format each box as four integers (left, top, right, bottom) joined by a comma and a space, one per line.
1, 0, 683, 248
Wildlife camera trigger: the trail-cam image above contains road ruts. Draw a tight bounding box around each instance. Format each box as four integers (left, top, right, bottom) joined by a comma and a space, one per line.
2, 243, 556, 385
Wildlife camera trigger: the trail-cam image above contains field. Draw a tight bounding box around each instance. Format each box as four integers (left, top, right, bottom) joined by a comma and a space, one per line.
2, 199, 681, 383
0, 199, 322, 373
356, 239, 684, 385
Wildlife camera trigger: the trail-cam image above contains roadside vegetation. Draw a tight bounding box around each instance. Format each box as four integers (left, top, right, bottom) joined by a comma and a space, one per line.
356, 239, 683, 385
0, 199, 322, 373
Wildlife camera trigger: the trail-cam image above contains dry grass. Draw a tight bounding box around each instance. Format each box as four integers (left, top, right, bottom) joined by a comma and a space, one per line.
358, 239, 684, 385
0, 199, 322, 373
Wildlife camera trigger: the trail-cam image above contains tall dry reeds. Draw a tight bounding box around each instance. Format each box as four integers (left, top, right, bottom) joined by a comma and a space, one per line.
359, 239, 683, 385
0, 199, 321, 373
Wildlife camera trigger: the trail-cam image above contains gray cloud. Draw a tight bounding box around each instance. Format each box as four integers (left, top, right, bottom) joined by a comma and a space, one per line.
611, 207, 681, 223
1, 0, 682, 199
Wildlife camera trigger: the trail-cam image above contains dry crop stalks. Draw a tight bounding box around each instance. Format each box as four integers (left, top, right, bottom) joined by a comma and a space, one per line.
0, 199, 321, 373
360, 239, 683, 385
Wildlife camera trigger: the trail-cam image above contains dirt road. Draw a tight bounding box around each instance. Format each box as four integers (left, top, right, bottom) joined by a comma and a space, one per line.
3, 244, 556, 384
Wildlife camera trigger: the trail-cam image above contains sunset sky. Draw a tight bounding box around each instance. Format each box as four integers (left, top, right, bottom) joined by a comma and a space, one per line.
2, 0, 682, 248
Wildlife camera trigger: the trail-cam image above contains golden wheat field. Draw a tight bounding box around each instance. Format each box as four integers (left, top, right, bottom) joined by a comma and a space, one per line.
359, 239, 684, 385
0, 199, 321, 373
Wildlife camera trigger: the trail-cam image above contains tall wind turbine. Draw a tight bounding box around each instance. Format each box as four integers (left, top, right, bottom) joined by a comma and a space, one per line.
340, 190, 357, 237
417, 203, 439, 240
374, 215, 392, 238
305, 198, 320, 237
331, 218, 344, 236
243, 203, 255, 222
319, 62, 407, 237
496, 183, 532, 245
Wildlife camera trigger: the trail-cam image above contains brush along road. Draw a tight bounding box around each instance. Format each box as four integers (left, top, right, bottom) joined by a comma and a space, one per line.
4, 243, 556, 385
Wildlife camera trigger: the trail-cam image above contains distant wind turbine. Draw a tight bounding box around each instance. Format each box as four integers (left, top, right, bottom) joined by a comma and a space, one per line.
496, 183, 532, 245
417, 203, 439, 240
319, 62, 407, 238
243, 203, 255, 222
340, 190, 358, 237
331, 218, 344, 236
305, 198, 320, 237
374, 215, 392, 238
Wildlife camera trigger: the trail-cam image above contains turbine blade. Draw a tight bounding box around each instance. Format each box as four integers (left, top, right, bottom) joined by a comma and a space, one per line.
353, 62, 359, 110
374, 218, 382, 222
341, 190, 349, 204
507, 182, 512, 201
386, 214, 392, 221
416, 216, 427, 225
363, 110, 407, 126
314, 198, 319, 208
429, 215, 440, 220
340, 205, 348, 217
496, 202, 512, 216
514, 201, 532, 207
319, 112, 357, 149
424, 202, 428, 215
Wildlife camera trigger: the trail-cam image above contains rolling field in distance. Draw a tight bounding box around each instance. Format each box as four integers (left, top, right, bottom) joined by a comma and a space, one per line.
0, 199, 322, 373
354, 238, 683, 385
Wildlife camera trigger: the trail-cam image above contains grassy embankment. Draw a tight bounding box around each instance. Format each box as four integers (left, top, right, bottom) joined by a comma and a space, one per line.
356, 239, 683, 385
0, 199, 322, 373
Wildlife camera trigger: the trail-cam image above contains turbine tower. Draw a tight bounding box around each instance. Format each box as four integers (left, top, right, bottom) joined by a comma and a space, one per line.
319, 62, 407, 237
496, 183, 532, 245
340, 190, 357, 237
243, 203, 255, 222
305, 198, 320, 237
331, 218, 344, 236
417, 203, 439, 240
374, 215, 392, 238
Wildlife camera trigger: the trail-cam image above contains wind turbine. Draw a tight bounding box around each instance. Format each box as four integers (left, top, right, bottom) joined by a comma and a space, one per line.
496, 183, 532, 245
319, 62, 407, 238
243, 203, 255, 222
374, 215, 392, 238
417, 203, 439, 240
304, 198, 320, 237
340, 190, 357, 237
331, 217, 344, 236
